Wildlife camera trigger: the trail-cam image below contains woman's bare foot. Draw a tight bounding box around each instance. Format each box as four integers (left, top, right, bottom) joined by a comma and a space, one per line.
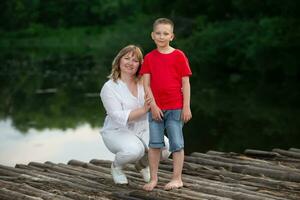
143, 180, 157, 191
164, 179, 183, 190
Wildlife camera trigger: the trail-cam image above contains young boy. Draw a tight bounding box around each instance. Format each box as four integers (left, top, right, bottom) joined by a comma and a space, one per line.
140, 18, 192, 191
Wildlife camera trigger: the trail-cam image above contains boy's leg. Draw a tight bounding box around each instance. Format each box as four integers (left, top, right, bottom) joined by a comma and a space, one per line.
143, 148, 161, 191
164, 149, 184, 190
164, 109, 184, 190
143, 112, 165, 191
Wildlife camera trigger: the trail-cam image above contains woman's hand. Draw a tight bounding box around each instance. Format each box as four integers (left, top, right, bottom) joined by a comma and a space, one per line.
144, 93, 152, 105
143, 93, 152, 112
143, 102, 151, 112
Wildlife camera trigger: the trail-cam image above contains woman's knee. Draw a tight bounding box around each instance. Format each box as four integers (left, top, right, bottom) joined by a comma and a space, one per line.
129, 146, 145, 161
117, 144, 145, 163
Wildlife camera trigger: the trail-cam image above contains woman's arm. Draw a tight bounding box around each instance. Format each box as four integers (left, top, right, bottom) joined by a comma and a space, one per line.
127, 106, 148, 122
100, 84, 130, 126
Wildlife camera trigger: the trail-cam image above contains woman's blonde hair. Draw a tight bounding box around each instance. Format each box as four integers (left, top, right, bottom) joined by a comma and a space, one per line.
108, 45, 143, 82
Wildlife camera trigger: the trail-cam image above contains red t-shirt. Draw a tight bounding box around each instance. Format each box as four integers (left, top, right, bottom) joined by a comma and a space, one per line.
140, 49, 192, 110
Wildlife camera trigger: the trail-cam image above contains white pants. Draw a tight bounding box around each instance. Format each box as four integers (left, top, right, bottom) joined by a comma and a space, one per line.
101, 128, 170, 168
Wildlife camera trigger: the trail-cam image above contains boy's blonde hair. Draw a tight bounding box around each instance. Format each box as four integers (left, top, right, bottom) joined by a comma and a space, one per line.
153, 18, 174, 31
108, 45, 143, 82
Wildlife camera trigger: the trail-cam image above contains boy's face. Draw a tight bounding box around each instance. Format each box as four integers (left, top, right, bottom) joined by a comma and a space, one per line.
151, 23, 174, 49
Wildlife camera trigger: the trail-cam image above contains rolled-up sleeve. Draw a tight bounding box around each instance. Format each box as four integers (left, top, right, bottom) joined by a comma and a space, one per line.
100, 83, 131, 127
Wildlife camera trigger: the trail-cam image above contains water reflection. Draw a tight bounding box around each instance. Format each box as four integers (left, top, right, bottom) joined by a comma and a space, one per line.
0, 52, 108, 132
0, 119, 114, 166
0, 51, 115, 166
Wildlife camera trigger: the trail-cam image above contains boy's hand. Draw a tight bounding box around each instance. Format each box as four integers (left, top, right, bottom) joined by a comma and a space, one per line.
181, 106, 192, 123
151, 104, 163, 121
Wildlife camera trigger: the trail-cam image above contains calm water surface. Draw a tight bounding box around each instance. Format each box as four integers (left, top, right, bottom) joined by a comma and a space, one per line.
0, 50, 116, 166
0, 119, 114, 166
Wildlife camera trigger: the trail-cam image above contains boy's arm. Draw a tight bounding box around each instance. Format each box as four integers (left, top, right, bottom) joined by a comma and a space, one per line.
181, 76, 192, 123
143, 74, 163, 121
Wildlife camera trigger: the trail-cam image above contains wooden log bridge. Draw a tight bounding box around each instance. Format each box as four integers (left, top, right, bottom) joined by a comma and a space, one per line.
1, 148, 300, 200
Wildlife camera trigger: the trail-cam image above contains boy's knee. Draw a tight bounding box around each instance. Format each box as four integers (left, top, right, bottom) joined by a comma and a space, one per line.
169, 140, 184, 153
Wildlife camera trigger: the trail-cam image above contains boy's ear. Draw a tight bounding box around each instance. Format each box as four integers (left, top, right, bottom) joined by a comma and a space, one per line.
151, 32, 155, 40
171, 33, 175, 41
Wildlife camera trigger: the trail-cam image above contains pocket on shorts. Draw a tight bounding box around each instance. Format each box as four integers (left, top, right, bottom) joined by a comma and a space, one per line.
170, 109, 182, 121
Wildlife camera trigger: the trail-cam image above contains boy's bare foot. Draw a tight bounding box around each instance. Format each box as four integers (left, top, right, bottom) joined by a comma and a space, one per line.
164, 180, 183, 190
143, 180, 157, 191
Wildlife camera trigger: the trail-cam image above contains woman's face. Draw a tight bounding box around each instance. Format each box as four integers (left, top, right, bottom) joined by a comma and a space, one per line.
119, 51, 140, 77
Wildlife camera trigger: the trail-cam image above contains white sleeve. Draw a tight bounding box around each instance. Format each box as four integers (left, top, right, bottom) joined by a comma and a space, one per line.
100, 83, 131, 127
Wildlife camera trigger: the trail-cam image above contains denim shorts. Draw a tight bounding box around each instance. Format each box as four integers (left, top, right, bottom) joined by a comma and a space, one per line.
148, 109, 184, 152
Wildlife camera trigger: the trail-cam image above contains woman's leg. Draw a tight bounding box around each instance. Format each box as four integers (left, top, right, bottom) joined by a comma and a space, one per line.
101, 130, 146, 184
101, 130, 145, 167
161, 136, 171, 160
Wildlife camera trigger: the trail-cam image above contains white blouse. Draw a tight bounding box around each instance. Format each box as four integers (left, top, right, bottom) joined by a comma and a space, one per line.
100, 79, 148, 134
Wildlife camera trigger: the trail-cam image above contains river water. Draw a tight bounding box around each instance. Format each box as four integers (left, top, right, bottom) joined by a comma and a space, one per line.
0, 119, 114, 166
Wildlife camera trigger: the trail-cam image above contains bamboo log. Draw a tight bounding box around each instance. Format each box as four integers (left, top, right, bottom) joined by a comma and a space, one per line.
68, 161, 149, 186
194, 152, 278, 168
75, 162, 231, 200
229, 149, 300, 164
1, 148, 300, 200
244, 149, 281, 158
181, 159, 300, 200
153, 165, 285, 200
27, 163, 114, 193
155, 155, 300, 198
0, 168, 21, 177
89, 159, 111, 168
4, 163, 109, 195
182, 172, 285, 200
0, 179, 71, 200
289, 148, 300, 153
190, 152, 300, 173
273, 148, 300, 159
15, 164, 44, 172
183, 161, 300, 192
0, 188, 42, 200
185, 182, 278, 200
29, 162, 102, 181
127, 177, 230, 200
15, 165, 115, 198
184, 155, 300, 182
62, 191, 111, 200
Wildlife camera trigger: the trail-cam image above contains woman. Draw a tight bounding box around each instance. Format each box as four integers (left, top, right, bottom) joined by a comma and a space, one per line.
100, 45, 170, 184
